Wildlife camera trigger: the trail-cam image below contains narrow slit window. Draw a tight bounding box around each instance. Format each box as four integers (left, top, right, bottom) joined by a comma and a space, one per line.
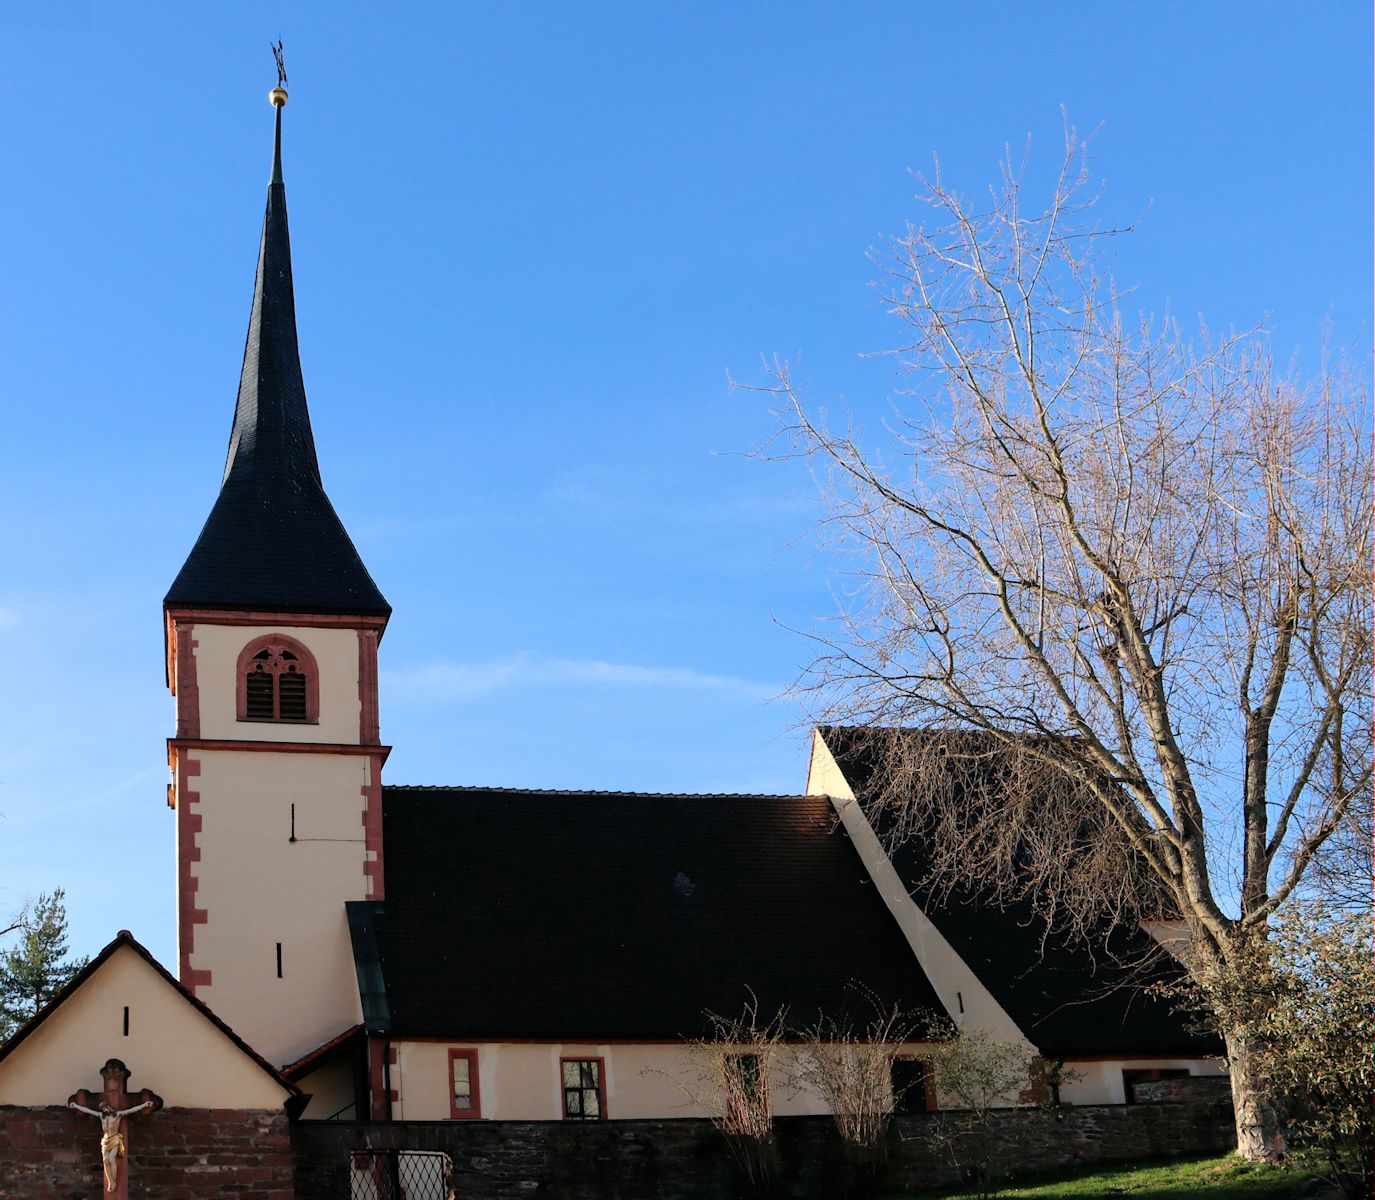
122, 1006, 130, 1037
448, 1049, 481, 1119
276, 942, 283, 978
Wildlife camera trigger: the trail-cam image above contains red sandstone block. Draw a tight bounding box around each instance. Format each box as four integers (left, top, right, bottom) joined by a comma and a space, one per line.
1, 1127, 47, 1149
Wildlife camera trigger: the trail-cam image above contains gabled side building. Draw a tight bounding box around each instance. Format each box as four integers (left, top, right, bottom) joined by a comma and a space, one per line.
0, 89, 1223, 1198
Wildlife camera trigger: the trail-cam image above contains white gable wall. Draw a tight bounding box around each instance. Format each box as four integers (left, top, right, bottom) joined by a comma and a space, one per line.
805, 732, 1030, 1051
0, 944, 290, 1109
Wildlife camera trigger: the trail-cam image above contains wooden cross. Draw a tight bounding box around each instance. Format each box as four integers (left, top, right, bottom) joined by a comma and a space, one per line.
67, 1059, 163, 1198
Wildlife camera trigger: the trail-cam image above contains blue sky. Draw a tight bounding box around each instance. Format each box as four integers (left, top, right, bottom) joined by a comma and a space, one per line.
0, 3, 1369, 966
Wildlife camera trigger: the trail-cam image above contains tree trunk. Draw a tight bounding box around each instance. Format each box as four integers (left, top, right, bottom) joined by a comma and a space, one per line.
1225, 1029, 1286, 1162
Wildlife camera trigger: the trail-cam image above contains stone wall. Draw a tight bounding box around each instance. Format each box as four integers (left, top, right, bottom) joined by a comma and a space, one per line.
0, 1105, 293, 1200
293, 1099, 1235, 1200
1132, 1075, 1233, 1105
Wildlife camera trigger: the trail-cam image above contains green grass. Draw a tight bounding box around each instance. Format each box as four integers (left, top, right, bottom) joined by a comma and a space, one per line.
894, 1153, 1334, 1199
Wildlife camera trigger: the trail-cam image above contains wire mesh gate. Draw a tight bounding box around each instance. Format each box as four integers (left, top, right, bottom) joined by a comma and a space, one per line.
349, 1149, 454, 1199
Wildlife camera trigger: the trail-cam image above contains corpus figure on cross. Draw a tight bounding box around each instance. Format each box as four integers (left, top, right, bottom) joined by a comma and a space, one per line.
67, 1058, 162, 1196
68, 1097, 153, 1191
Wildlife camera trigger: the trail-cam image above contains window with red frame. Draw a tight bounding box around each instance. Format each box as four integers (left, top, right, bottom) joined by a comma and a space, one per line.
560, 1058, 606, 1120
449, 1049, 480, 1119
238, 638, 315, 723
890, 1057, 936, 1113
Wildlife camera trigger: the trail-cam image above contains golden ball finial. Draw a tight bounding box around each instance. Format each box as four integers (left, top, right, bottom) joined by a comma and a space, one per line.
269, 87, 288, 108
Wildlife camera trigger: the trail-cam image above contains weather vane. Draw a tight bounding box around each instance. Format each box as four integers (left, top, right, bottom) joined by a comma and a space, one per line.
270, 39, 288, 107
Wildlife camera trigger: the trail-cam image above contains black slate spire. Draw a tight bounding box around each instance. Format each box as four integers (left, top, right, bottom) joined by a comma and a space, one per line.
166, 91, 390, 617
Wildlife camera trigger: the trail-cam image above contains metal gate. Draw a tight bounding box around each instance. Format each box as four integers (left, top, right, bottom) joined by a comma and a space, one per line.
349, 1149, 454, 1200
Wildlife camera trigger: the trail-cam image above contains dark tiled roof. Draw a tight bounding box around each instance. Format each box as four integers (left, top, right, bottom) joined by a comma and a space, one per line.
373, 787, 947, 1040
165, 105, 389, 617
819, 727, 1221, 1059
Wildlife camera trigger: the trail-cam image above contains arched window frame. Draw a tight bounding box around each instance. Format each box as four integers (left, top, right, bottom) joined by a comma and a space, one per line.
235, 634, 320, 724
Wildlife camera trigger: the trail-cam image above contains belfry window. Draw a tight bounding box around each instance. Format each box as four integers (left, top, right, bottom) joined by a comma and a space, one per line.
236, 636, 319, 724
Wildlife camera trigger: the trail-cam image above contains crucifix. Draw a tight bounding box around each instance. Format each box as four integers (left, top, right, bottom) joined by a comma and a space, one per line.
68, 1059, 163, 1197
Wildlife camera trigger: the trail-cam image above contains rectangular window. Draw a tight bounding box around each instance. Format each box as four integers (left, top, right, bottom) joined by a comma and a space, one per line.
448, 1049, 481, 1119
891, 1057, 935, 1113
561, 1057, 606, 1120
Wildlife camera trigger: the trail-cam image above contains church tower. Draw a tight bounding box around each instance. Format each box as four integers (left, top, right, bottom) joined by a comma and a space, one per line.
164, 88, 390, 1069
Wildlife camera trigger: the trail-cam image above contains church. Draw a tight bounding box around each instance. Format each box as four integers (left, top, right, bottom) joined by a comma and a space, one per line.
0, 87, 1223, 1199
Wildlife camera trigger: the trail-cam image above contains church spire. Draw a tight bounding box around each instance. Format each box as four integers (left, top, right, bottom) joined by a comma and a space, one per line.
166, 80, 390, 618
220, 85, 320, 494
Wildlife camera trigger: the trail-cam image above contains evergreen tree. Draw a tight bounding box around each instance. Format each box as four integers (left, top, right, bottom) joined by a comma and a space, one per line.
0, 890, 87, 1039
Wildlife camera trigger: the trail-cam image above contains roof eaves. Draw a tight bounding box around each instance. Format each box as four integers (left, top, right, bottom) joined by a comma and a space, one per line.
282, 1023, 365, 1080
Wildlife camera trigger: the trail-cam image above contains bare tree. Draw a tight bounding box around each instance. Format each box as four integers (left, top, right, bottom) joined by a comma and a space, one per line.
1306, 785, 1372, 913
759, 125, 1372, 1163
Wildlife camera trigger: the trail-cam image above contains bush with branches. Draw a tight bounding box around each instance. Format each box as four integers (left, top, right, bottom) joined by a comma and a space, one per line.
789, 998, 923, 1168
1183, 904, 1373, 1198
656, 993, 788, 1193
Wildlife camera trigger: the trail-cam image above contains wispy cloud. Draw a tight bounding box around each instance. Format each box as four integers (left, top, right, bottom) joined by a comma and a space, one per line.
384, 654, 779, 704
2, 766, 164, 828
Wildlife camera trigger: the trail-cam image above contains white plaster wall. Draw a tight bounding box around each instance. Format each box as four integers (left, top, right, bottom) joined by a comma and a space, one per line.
1059, 1057, 1225, 1106
189, 749, 368, 1069
190, 623, 361, 744
297, 1057, 359, 1120
389, 1042, 950, 1121
1140, 919, 1193, 962
0, 945, 290, 1109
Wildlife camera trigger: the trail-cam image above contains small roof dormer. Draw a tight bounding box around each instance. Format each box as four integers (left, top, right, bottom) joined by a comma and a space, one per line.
165, 86, 389, 618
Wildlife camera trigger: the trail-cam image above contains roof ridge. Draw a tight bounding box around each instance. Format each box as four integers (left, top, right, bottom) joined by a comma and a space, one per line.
383, 784, 813, 801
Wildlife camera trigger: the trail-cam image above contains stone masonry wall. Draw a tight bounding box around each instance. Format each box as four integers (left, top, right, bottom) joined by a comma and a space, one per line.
1131, 1075, 1233, 1105
293, 1099, 1235, 1200
0, 1106, 293, 1200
